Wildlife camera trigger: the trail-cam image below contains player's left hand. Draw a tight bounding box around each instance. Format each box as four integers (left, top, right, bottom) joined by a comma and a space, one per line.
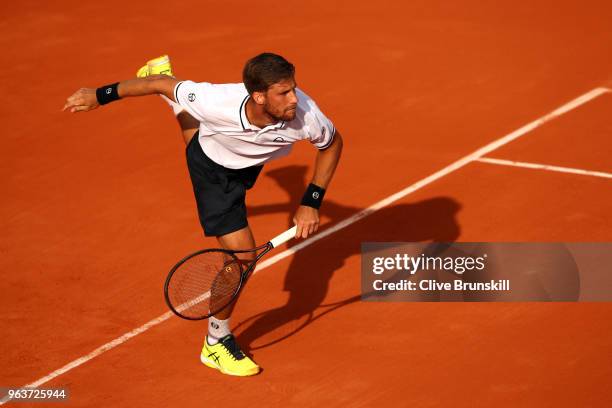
62, 88, 99, 113
293, 205, 319, 239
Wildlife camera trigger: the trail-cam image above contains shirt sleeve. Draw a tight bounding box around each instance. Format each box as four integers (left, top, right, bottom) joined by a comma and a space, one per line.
304, 97, 336, 150
173, 80, 211, 122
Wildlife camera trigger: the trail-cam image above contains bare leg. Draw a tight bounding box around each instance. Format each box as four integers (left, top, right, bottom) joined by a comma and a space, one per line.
214, 226, 257, 320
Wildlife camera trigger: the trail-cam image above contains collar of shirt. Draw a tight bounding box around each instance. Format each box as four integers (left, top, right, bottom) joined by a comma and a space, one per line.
239, 95, 286, 134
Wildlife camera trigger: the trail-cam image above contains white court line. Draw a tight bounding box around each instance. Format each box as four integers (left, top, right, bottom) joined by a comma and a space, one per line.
476, 157, 612, 179
2, 86, 609, 405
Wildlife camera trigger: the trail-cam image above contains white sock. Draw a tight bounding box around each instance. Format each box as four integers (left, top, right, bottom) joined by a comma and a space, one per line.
207, 317, 231, 345
159, 94, 184, 116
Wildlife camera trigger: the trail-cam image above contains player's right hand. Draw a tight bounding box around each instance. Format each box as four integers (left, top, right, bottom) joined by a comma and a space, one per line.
293, 205, 320, 239
62, 88, 99, 113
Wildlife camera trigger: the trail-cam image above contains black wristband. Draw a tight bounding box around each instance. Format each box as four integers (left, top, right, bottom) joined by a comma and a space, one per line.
95, 83, 121, 105
301, 183, 326, 209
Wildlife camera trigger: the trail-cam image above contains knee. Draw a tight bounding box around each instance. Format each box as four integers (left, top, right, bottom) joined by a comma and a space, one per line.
240, 252, 256, 264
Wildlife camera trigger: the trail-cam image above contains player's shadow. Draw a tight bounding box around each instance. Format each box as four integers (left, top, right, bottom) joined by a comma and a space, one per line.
234, 165, 462, 351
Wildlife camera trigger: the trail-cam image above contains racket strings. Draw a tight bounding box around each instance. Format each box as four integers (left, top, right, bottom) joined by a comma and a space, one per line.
166, 251, 242, 319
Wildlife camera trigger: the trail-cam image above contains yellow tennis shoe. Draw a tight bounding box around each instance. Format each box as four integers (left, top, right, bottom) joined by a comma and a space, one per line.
136, 55, 174, 77
201, 335, 260, 376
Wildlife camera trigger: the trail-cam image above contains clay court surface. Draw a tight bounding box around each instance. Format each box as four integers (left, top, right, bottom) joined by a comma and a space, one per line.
2, 1, 612, 406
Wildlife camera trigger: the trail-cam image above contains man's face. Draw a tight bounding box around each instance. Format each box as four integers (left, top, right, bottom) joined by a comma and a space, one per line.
261, 77, 298, 122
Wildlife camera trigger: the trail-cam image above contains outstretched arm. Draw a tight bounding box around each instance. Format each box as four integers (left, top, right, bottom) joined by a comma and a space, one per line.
293, 131, 343, 238
62, 75, 179, 113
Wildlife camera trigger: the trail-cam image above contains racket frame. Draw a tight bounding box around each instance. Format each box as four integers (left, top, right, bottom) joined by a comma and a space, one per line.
163, 243, 273, 320
164, 225, 297, 320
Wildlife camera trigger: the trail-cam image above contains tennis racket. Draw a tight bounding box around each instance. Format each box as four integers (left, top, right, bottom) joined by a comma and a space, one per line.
164, 226, 297, 320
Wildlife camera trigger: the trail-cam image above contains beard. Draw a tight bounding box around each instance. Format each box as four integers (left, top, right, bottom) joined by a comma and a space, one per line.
265, 103, 297, 122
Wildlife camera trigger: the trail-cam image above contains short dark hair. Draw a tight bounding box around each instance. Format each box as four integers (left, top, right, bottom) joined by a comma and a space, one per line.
242, 53, 295, 94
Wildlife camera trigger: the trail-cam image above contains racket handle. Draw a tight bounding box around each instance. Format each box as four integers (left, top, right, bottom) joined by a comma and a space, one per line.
269, 225, 298, 248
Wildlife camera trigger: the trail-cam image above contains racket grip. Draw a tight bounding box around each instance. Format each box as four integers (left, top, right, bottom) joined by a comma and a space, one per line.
269, 226, 298, 248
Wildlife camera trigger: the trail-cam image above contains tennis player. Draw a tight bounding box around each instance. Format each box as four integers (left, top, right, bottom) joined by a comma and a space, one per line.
63, 53, 343, 376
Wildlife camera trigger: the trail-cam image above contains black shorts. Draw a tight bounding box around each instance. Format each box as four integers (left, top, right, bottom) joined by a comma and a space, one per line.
186, 132, 263, 237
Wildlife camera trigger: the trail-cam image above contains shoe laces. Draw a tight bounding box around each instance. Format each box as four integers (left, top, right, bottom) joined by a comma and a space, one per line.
219, 335, 246, 361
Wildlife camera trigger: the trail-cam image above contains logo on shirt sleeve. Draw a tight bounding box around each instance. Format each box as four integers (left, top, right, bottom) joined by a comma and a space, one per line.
188, 93, 196, 102
273, 137, 286, 142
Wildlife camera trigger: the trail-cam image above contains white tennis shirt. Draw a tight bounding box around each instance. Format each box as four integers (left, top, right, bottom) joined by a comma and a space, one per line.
173, 81, 336, 169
